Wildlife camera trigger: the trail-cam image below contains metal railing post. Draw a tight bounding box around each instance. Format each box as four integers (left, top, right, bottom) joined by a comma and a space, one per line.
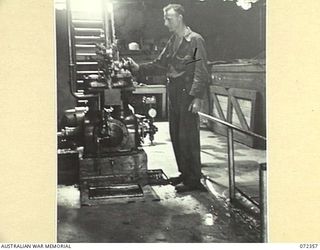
226, 97, 236, 201
227, 128, 236, 201
259, 163, 268, 242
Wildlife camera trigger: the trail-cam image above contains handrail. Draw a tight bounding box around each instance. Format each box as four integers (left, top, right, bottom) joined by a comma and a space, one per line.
198, 111, 267, 242
198, 112, 266, 141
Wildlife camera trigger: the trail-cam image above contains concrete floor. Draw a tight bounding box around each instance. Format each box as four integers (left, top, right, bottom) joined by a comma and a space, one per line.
57, 122, 266, 243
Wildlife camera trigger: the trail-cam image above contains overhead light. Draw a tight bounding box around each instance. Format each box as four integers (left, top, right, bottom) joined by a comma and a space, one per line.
223, 0, 260, 10
236, 0, 252, 10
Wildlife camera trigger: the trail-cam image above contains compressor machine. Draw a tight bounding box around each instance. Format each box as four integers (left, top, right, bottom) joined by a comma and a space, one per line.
57, 3, 162, 205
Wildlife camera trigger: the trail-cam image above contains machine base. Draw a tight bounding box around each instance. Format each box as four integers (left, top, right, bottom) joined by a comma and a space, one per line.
79, 150, 148, 206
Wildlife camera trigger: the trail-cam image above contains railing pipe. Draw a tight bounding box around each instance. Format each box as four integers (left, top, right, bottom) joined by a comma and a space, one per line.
198, 111, 267, 242
198, 112, 266, 141
260, 163, 268, 242
227, 128, 236, 201
66, 0, 76, 97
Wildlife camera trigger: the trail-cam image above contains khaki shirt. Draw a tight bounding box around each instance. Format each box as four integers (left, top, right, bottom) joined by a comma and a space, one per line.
139, 27, 209, 99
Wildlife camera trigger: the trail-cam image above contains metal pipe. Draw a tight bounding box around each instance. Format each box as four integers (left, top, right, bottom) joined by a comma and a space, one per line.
235, 187, 259, 208
259, 163, 268, 242
235, 190, 260, 215
108, 2, 116, 44
66, 0, 80, 99
226, 98, 236, 201
102, 0, 110, 47
227, 127, 236, 201
66, 0, 74, 68
198, 112, 266, 141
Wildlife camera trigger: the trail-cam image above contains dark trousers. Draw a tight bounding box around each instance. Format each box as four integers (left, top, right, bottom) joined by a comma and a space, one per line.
168, 81, 202, 186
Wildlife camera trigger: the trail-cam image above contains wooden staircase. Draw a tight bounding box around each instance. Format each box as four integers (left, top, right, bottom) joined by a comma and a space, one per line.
67, 1, 110, 91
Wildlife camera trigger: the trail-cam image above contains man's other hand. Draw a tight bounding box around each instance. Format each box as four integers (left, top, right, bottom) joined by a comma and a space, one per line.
188, 98, 202, 113
127, 57, 140, 72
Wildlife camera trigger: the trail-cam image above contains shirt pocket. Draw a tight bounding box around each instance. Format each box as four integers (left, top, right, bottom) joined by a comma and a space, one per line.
176, 54, 192, 61
175, 54, 194, 72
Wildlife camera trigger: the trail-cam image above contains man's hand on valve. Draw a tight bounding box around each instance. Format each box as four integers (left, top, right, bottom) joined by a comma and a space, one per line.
126, 57, 140, 72
188, 98, 202, 114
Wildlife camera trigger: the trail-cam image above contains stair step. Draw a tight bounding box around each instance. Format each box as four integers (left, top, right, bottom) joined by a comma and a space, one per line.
73, 28, 104, 36
74, 27, 104, 32
76, 61, 99, 71
71, 12, 103, 22
77, 70, 103, 74
73, 20, 103, 24
76, 58, 98, 63
76, 62, 98, 65
74, 92, 97, 99
75, 44, 96, 48
75, 47, 96, 54
75, 35, 103, 40
76, 52, 96, 55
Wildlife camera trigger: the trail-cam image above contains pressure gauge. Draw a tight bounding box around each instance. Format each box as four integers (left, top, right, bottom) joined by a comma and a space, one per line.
148, 108, 157, 118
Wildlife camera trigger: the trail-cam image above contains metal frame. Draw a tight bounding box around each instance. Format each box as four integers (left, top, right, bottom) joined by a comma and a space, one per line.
198, 111, 267, 242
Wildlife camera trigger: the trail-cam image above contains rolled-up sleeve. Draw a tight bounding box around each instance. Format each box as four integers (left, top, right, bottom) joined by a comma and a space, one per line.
189, 36, 209, 99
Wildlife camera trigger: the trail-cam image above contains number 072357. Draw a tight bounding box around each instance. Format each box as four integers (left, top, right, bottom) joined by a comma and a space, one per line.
300, 244, 319, 248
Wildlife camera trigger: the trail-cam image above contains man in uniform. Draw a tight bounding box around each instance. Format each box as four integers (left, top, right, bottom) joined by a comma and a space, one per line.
129, 4, 209, 192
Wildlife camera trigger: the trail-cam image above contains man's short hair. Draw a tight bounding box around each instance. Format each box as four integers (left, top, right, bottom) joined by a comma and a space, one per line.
163, 4, 185, 18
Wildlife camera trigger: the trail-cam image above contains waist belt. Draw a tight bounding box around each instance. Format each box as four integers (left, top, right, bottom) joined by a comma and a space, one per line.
168, 75, 192, 84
